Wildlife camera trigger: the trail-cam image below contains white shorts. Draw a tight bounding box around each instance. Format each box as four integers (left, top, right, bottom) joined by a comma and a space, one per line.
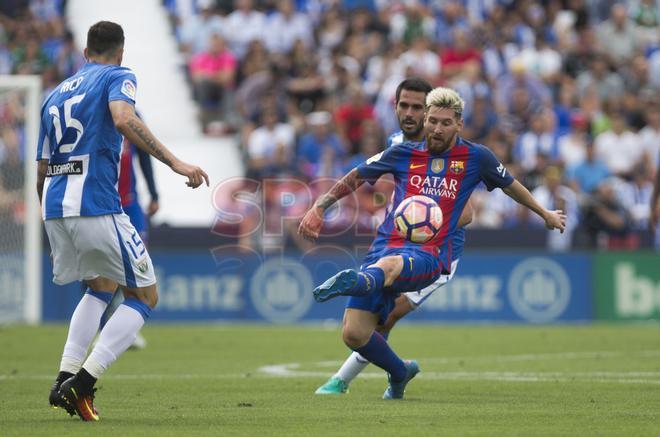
403, 259, 459, 308
44, 213, 156, 288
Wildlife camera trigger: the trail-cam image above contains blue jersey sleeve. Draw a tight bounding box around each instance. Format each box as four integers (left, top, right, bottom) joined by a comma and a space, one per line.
36, 120, 50, 160
107, 67, 137, 105
356, 147, 400, 185
477, 144, 514, 191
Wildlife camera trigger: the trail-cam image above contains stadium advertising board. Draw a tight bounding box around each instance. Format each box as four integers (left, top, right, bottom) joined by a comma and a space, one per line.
42, 251, 592, 323
594, 253, 660, 321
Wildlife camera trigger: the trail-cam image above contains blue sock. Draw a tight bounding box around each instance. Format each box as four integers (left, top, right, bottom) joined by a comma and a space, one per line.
353, 267, 385, 295
354, 332, 406, 382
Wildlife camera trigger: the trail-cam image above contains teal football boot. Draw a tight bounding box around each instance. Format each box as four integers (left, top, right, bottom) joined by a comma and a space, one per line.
382, 360, 420, 400
315, 376, 349, 395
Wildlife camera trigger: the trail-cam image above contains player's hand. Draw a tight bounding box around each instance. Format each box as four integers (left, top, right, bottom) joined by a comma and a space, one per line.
171, 160, 209, 188
148, 200, 159, 216
544, 209, 566, 233
298, 206, 324, 241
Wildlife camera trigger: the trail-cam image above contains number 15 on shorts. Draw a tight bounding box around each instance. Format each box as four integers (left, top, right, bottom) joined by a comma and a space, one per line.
126, 231, 146, 260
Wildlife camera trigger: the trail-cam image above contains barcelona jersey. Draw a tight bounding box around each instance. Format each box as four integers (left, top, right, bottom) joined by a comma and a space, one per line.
357, 136, 514, 273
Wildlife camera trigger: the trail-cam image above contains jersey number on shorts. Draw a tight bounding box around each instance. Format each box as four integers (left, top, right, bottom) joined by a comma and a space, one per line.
48, 94, 86, 154
126, 231, 146, 260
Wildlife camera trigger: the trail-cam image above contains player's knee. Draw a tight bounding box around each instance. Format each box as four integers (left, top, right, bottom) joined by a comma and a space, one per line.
373, 256, 403, 287
342, 325, 369, 349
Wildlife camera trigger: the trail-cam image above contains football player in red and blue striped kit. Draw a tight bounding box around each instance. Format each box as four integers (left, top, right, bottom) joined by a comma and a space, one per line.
299, 86, 566, 399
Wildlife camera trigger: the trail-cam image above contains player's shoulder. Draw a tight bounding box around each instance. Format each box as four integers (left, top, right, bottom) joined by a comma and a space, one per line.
458, 137, 493, 157
387, 131, 405, 148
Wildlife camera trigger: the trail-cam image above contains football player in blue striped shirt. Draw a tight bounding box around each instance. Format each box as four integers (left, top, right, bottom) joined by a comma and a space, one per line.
39, 21, 208, 421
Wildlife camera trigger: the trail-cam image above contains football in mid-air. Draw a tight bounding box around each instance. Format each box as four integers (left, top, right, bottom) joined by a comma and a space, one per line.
393, 195, 443, 244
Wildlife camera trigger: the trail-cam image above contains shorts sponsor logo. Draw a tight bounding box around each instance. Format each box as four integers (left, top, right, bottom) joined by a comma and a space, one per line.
250, 258, 313, 323
46, 161, 83, 177
507, 257, 570, 323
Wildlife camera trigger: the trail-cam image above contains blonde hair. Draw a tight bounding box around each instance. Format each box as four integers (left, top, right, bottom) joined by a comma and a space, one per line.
426, 87, 465, 118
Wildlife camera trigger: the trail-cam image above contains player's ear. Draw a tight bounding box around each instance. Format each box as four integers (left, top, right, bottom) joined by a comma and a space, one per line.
83, 47, 88, 61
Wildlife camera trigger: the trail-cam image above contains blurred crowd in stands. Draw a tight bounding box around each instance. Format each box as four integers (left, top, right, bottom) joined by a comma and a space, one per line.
168, 0, 659, 251
1, 0, 659, 252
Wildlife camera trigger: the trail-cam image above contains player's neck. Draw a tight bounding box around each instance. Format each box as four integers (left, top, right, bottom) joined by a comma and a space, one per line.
87, 55, 120, 66
405, 134, 424, 142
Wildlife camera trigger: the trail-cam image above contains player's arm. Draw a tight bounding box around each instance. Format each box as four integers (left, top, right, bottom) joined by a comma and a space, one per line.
36, 160, 48, 204
503, 180, 566, 232
650, 165, 660, 232
457, 198, 473, 227
109, 100, 209, 188
135, 145, 160, 215
298, 168, 365, 240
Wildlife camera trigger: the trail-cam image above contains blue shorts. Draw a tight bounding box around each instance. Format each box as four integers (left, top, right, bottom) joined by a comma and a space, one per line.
346, 247, 442, 324
122, 201, 148, 241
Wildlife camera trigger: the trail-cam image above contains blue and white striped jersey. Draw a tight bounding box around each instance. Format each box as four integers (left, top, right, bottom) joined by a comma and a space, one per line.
37, 62, 137, 220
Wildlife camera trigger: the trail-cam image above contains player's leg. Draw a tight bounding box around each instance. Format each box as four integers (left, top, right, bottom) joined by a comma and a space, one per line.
99, 202, 148, 349
342, 308, 418, 400
58, 283, 157, 421
56, 212, 156, 421
313, 255, 402, 302
49, 276, 118, 412
315, 295, 414, 395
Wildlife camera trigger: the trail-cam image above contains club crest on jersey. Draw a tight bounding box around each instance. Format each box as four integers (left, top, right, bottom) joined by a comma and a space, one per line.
121, 80, 136, 99
450, 160, 464, 174
431, 159, 444, 173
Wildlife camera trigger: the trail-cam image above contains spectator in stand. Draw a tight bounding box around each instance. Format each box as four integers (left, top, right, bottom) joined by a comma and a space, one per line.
594, 110, 644, 179
189, 33, 237, 130
558, 112, 590, 169
595, 2, 642, 65
389, 1, 436, 46
178, 0, 224, 58
439, 27, 481, 81
566, 139, 610, 195
514, 109, 560, 179
397, 35, 440, 85
575, 55, 625, 103
296, 111, 344, 179
582, 178, 636, 249
494, 57, 552, 119
617, 163, 654, 231
246, 108, 295, 180
639, 104, 660, 175
55, 30, 84, 79
334, 83, 375, 154
530, 165, 579, 251
223, 0, 266, 59
264, 0, 314, 56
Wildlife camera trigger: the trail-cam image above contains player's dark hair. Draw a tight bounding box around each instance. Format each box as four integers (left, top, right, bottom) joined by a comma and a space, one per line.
86, 21, 124, 57
395, 78, 433, 103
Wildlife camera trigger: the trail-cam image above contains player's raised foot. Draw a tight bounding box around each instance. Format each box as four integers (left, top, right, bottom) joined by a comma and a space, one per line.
382, 360, 420, 400
315, 376, 349, 395
58, 376, 99, 421
313, 269, 359, 302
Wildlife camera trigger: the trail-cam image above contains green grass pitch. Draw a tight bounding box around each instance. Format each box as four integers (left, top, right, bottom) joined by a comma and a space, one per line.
1, 324, 659, 436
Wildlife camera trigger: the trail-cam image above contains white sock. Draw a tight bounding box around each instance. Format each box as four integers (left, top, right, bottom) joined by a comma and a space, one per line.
59, 293, 109, 374
82, 303, 145, 378
335, 351, 370, 384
